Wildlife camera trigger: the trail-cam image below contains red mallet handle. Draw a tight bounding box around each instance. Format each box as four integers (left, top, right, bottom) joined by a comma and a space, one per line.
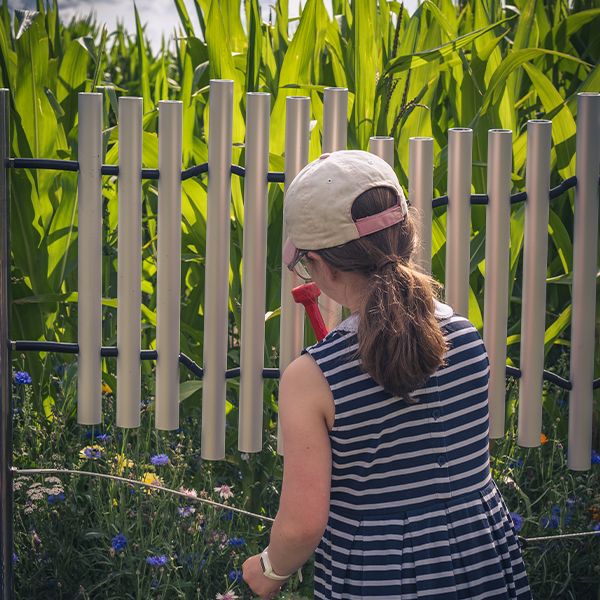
291, 283, 329, 341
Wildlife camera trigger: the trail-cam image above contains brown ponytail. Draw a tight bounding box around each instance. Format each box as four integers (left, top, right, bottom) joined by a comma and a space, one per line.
312, 187, 449, 403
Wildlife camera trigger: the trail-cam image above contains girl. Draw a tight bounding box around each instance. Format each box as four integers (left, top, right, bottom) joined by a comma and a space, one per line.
242, 150, 531, 599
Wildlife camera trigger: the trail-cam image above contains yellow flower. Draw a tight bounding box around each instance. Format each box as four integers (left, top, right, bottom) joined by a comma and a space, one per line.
102, 382, 112, 394
112, 498, 118, 507
111, 453, 134, 476
540, 433, 548, 444
141, 472, 163, 494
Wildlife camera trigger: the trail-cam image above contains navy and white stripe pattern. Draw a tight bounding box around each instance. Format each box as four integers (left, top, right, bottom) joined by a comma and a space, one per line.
302, 302, 531, 599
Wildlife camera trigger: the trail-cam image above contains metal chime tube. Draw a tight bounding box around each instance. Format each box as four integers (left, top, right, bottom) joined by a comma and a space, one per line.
155, 100, 183, 431
568, 92, 600, 471
369, 136, 394, 167
116, 97, 143, 429
202, 80, 234, 459
0, 87, 14, 600
277, 96, 310, 455
239, 92, 270, 453
77, 93, 103, 424
483, 129, 513, 439
409, 137, 434, 274
518, 120, 552, 447
319, 87, 348, 331
445, 128, 472, 317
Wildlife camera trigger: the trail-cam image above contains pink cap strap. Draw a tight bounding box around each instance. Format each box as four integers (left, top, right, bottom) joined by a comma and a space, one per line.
354, 204, 406, 237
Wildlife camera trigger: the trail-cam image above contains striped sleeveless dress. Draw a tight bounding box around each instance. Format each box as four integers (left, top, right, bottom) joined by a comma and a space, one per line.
301, 301, 532, 600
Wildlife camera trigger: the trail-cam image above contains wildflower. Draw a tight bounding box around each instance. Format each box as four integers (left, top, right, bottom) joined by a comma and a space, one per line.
79, 445, 103, 460
111, 533, 127, 552
592, 450, 600, 464
146, 555, 168, 567
507, 457, 523, 468
228, 537, 245, 547
221, 510, 234, 521
214, 484, 234, 499
228, 569, 243, 583
240, 452, 250, 461
47, 492, 65, 504
111, 454, 134, 475
102, 382, 112, 394
150, 453, 169, 466
593, 523, 600, 531
14, 371, 32, 385
540, 506, 560, 529
178, 486, 198, 498
96, 433, 110, 443
540, 433, 548, 444
177, 506, 196, 518
509, 512, 523, 532
216, 592, 239, 600
12, 553, 18, 565
141, 472, 164, 494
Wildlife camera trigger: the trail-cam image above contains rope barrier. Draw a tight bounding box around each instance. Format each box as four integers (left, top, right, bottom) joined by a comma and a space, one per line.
12, 467, 600, 547
11, 467, 275, 523
10, 340, 597, 389
5, 159, 596, 202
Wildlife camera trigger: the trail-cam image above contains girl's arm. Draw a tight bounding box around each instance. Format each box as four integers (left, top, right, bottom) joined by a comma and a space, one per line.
265, 353, 332, 576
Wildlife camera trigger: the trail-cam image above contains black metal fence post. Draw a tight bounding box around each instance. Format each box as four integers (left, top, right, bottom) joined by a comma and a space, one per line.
0, 87, 14, 600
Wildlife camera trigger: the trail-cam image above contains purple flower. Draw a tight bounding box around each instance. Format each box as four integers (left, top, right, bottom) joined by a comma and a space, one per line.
228, 537, 245, 547
146, 555, 168, 567
96, 433, 110, 443
592, 450, 600, 464
507, 457, 524, 468
150, 454, 169, 466
177, 506, 196, 518
593, 523, 600, 531
84, 447, 102, 460
509, 512, 523, 532
12, 553, 18, 565
228, 569, 243, 583
14, 371, 32, 385
221, 510, 233, 521
111, 533, 127, 552
47, 492, 65, 504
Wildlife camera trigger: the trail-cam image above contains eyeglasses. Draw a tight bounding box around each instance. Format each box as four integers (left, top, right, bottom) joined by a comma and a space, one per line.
286, 250, 312, 281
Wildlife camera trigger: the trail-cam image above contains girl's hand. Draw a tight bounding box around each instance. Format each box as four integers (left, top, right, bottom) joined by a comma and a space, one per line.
242, 554, 286, 599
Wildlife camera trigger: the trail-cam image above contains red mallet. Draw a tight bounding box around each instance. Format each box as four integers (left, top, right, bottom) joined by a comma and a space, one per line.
291, 282, 329, 341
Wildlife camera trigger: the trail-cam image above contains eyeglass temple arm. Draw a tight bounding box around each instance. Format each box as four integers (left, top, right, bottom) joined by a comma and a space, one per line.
291, 283, 329, 342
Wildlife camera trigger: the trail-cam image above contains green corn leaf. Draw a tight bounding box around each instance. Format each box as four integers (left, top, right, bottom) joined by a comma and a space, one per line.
544, 304, 571, 358
172, 0, 196, 37
480, 48, 591, 115
381, 15, 516, 79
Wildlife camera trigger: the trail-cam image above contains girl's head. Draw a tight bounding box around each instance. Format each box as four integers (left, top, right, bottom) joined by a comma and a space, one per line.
284, 150, 448, 402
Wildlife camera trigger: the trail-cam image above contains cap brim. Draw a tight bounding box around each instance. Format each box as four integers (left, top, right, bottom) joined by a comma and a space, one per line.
282, 238, 297, 265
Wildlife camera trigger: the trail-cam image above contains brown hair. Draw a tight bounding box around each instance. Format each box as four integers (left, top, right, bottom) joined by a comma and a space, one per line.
310, 187, 449, 403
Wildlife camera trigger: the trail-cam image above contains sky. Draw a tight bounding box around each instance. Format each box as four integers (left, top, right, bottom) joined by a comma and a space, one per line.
7, 0, 419, 55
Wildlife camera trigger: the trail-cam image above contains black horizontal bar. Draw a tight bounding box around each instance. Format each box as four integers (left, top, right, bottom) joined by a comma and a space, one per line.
549, 176, 577, 199
11, 340, 596, 390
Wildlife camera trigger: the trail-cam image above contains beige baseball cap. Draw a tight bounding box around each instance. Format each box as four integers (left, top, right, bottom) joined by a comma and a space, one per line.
283, 150, 408, 265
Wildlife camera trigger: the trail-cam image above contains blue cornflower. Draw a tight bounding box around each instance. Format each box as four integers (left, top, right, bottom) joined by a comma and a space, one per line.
228, 537, 245, 547
509, 512, 523, 532
540, 507, 560, 529
150, 454, 169, 466
96, 433, 110, 443
593, 523, 600, 531
592, 450, 600, 464
47, 492, 65, 504
177, 506, 195, 518
507, 457, 524, 468
84, 447, 102, 460
221, 510, 233, 521
111, 533, 127, 552
12, 553, 18, 565
14, 371, 32, 385
146, 555, 168, 567
229, 569, 243, 583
